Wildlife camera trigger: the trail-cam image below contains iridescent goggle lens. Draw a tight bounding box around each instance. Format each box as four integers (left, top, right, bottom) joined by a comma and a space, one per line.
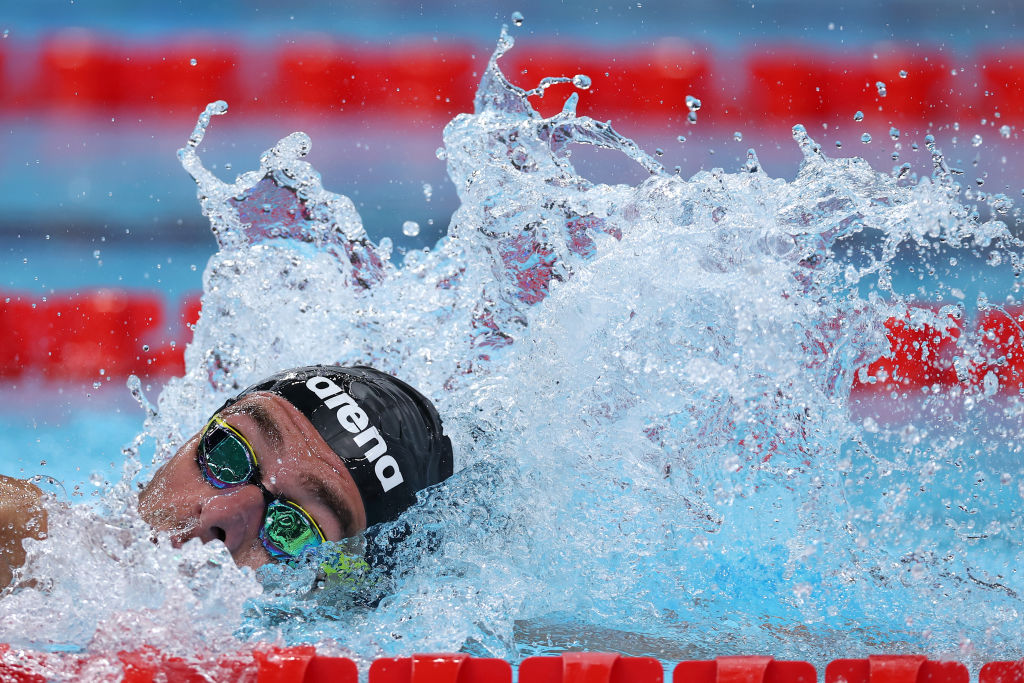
260, 499, 325, 560
198, 417, 258, 488
198, 416, 325, 560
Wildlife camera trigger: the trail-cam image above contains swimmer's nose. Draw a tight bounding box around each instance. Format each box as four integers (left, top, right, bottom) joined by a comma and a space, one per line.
195, 487, 265, 556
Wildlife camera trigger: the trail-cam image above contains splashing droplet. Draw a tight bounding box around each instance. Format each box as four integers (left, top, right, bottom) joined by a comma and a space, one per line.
1000, 125, 1012, 139
835, 140, 843, 149
422, 183, 433, 202
853, 111, 864, 122
972, 134, 983, 147
436, 147, 447, 160
685, 95, 702, 112
744, 148, 760, 173
876, 81, 887, 97
572, 74, 592, 90
733, 131, 743, 142
189, 58, 198, 67
889, 126, 900, 140
677, 135, 686, 143
687, 111, 697, 124
511, 10, 524, 26
655, 148, 664, 157
991, 193, 1012, 214
402, 220, 421, 237
861, 133, 872, 144
899, 69, 908, 78
181, 100, 227, 152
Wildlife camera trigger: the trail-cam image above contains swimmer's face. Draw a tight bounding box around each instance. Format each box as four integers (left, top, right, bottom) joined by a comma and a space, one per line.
138, 392, 368, 569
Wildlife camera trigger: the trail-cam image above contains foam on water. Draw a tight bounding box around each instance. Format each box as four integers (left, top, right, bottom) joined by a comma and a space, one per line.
4, 27, 1024, 675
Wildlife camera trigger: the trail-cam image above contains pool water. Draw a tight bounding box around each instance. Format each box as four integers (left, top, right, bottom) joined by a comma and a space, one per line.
2, 25, 1024, 678
0, 386, 143, 498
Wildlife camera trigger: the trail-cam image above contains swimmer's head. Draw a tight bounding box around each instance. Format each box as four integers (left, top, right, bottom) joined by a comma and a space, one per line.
138, 365, 453, 569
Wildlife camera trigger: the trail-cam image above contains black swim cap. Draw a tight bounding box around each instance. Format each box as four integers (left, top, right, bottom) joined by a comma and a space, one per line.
222, 365, 453, 528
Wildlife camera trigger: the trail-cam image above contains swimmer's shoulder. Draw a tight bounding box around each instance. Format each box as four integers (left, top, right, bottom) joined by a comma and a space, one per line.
0, 475, 48, 588
0, 474, 45, 508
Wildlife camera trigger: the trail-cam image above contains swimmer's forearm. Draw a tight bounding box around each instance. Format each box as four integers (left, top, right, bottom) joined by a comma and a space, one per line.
0, 475, 47, 587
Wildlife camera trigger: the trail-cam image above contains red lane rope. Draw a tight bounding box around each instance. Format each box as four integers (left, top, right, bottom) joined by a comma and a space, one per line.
0, 289, 199, 382
0, 34, 1017, 124
0, 649, 1012, 682
2, 289, 1023, 397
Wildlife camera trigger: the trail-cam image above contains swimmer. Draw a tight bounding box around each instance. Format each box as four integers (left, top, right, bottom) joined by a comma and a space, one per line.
0, 365, 453, 582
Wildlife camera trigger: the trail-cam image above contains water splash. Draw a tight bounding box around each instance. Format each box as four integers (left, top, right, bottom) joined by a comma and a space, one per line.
6, 28, 1024, 676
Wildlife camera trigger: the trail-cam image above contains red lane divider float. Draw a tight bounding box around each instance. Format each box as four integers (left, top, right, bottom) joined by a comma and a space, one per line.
675, 656, 816, 683
975, 306, 1024, 392
371, 653, 512, 682
745, 47, 955, 127
520, 652, 663, 682
980, 660, 1024, 683
851, 305, 963, 394
504, 39, 712, 121
24, 31, 242, 115
0, 33, 1004, 125
826, 656, 969, 683
270, 40, 477, 121
980, 49, 1024, 122
0, 289, 200, 382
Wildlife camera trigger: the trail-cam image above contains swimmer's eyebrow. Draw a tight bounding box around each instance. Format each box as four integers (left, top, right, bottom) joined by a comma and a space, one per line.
222, 402, 283, 449
300, 472, 355, 538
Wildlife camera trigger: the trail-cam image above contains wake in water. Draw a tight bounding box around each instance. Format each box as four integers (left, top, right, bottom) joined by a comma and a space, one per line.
3, 25, 1024, 674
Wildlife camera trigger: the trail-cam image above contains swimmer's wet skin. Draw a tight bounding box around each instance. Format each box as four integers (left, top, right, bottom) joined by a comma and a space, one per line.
0, 476, 47, 587
1, 365, 453, 580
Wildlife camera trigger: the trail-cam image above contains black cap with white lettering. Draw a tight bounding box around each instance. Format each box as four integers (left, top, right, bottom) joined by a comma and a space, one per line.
224, 365, 454, 528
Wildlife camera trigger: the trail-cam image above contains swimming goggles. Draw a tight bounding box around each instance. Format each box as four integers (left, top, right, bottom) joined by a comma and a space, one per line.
196, 416, 326, 561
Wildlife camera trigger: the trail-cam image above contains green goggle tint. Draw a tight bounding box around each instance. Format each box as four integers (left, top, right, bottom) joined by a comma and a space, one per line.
198, 417, 258, 487
260, 500, 325, 559
197, 416, 326, 561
